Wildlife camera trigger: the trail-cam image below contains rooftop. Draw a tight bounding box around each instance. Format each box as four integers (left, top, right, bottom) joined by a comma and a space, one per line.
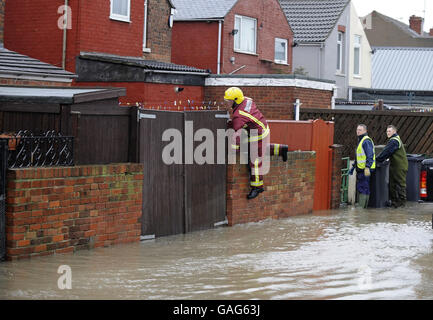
172, 0, 238, 21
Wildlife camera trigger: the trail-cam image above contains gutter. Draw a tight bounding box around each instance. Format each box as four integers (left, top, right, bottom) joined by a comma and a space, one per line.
217, 20, 222, 74
62, 0, 69, 70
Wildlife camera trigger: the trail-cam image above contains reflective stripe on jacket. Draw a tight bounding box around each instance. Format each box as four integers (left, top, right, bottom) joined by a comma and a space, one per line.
356, 136, 376, 169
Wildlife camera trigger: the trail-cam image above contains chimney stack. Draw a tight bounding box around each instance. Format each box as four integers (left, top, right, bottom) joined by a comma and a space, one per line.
430, 28, 433, 36
409, 15, 424, 35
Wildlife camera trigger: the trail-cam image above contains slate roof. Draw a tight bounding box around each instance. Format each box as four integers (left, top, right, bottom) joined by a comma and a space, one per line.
373, 11, 431, 38
279, 0, 350, 42
172, 0, 238, 21
0, 45, 77, 81
79, 52, 209, 74
372, 47, 433, 91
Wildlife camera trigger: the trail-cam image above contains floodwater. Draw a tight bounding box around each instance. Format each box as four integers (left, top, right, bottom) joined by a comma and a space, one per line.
0, 203, 433, 300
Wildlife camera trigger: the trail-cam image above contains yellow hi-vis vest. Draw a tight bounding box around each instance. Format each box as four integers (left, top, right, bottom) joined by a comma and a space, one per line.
356, 136, 376, 169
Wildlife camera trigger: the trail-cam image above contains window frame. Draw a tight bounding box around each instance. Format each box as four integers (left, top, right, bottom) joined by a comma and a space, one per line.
110, 0, 131, 23
337, 31, 344, 73
353, 35, 362, 77
143, 0, 150, 52
274, 38, 288, 64
234, 15, 257, 55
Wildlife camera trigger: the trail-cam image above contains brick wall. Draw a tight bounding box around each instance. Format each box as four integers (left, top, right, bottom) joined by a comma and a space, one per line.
5, 163, 143, 261
171, 21, 219, 73
5, 0, 172, 74
77, 82, 205, 108
144, 0, 172, 63
227, 151, 316, 226
204, 86, 333, 120
330, 144, 343, 210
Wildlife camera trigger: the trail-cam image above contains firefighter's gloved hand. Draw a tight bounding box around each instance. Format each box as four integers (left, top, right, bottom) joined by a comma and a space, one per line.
364, 167, 371, 177
227, 119, 233, 128
349, 167, 354, 175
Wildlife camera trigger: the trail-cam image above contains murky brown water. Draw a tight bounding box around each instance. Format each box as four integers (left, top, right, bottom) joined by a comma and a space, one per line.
1, 203, 433, 300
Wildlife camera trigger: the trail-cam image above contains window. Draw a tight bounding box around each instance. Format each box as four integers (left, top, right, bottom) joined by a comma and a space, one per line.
274, 38, 288, 64
110, 0, 130, 22
337, 31, 344, 73
354, 35, 361, 76
234, 15, 257, 54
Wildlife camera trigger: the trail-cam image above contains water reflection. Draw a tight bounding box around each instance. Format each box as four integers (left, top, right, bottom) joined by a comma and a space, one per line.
0, 203, 432, 300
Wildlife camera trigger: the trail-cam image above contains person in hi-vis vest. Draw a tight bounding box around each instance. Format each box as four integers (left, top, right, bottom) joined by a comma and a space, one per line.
349, 124, 376, 208
376, 125, 408, 208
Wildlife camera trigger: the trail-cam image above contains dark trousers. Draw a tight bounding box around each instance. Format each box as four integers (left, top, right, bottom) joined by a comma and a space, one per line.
389, 168, 407, 206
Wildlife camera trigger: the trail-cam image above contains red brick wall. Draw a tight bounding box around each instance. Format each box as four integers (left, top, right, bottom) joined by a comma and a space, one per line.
77, 82, 205, 108
4, 0, 65, 67
0, 78, 72, 87
5, 163, 143, 261
5, 0, 172, 74
227, 152, 316, 226
222, 0, 293, 74
204, 86, 332, 120
172, 21, 219, 73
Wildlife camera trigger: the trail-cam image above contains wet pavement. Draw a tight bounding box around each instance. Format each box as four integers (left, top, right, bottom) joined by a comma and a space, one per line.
0, 202, 432, 300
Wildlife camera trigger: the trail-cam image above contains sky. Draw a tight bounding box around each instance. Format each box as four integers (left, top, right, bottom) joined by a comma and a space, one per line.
352, 0, 433, 32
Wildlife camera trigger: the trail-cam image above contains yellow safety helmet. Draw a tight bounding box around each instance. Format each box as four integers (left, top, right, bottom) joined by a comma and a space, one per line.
224, 87, 245, 105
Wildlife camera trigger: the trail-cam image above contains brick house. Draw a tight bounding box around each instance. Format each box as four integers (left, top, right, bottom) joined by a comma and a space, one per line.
4, 0, 209, 107
171, 0, 294, 75
0, 0, 76, 86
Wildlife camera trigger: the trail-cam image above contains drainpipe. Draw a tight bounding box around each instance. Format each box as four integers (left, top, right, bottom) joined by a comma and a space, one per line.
62, 0, 69, 70
217, 20, 222, 74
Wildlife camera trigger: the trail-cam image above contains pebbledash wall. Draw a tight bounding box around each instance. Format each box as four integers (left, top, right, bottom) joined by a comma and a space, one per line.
5, 163, 143, 261
204, 75, 336, 119
227, 152, 316, 226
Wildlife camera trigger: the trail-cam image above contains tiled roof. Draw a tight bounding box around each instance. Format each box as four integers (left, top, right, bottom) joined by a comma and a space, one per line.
279, 0, 350, 42
372, 47, 433, 91
79, 52, 209, 74
0, 46, 77, 80
172, 0, 238, 21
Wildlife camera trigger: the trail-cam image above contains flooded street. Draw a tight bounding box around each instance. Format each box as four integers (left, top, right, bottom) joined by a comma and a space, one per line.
0, 203, 432, 300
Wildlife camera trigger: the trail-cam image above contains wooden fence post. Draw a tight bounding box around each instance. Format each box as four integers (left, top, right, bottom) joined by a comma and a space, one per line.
128, 106, 139, 163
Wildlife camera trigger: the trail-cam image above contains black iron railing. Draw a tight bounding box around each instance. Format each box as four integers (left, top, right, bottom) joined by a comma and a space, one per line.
0, 131, 74, 169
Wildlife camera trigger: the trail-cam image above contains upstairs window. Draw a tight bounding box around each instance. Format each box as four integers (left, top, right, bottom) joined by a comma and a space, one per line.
354, 35, 362, 76
110, 0, 131, 22
234, 15, 257, 54
274, 38, 288, 64
337, 31, 344, 73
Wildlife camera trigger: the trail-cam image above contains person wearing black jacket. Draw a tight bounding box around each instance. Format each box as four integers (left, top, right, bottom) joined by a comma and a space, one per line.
376, 125, 408, 208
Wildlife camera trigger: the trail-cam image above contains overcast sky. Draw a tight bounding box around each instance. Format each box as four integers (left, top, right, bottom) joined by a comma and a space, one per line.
352, 0, 433, 32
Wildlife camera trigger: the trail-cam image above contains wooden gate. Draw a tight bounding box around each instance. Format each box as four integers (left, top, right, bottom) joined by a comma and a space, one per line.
139, 110, 228, 238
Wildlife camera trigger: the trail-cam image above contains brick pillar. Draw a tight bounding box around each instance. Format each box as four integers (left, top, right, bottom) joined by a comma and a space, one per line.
329, 144, 343, 209
409, 15, 424, 35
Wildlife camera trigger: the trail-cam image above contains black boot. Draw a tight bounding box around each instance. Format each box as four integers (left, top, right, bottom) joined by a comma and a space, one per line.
247, 187, 264, 200
281, 145, 288, 162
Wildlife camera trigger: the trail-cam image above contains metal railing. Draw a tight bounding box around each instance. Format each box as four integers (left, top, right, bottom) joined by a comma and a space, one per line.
0, 131, 74, 169
341, 157, 350, 204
